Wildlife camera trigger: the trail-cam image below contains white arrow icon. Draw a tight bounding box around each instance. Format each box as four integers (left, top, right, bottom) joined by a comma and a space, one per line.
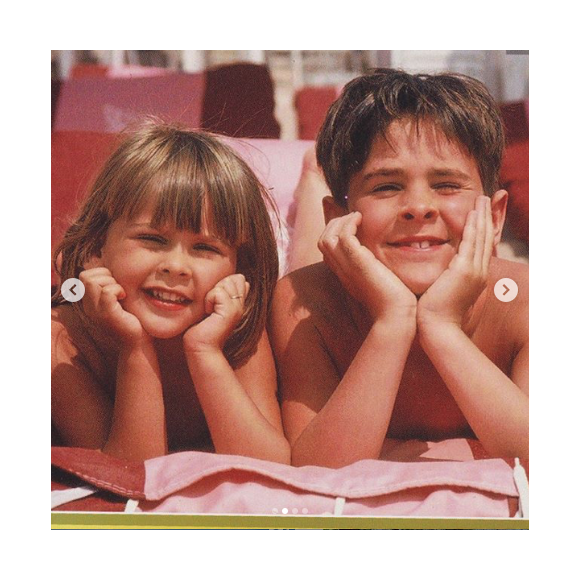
61, 278, 85, 303
494, 278, 518, 303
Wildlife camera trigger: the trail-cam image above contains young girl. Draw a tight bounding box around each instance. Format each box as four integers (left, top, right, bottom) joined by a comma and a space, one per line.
51, 120, 290, 464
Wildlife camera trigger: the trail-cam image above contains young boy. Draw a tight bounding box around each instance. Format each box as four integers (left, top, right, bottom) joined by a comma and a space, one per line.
270, 69, 528, 468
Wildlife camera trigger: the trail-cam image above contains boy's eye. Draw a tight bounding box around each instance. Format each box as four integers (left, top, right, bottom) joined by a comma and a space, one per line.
433, 183, 461, 194
371, 183, 402, 196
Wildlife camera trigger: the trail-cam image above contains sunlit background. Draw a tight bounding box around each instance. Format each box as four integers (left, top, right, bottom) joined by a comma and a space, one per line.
51, 50, 528, 262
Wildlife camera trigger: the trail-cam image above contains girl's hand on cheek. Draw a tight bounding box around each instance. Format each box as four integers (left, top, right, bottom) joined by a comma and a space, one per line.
183, 274, 248, 355
80, 266, 149, 347
417, 196, 493, 331
319, 212, 417, 324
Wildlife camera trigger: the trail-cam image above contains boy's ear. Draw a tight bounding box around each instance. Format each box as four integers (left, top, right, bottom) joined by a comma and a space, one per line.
322, 195, 349, 225
490, 189, 509, 247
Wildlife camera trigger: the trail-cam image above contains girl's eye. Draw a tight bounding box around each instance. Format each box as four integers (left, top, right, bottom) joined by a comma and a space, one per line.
193, 244, 222, 255
137, 234, 167, 244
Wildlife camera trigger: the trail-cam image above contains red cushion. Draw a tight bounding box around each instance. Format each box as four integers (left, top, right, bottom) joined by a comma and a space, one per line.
51, 131, 118, 281
500, 140, 529, 243
201, 63, 280, 138
294, 86, 341, 140
53, 64, 279, 139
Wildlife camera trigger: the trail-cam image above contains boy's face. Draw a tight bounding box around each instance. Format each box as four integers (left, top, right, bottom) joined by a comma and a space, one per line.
332, 119, 506, 295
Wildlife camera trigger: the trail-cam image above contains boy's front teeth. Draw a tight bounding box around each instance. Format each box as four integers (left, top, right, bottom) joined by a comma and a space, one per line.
410, 241, 431, 249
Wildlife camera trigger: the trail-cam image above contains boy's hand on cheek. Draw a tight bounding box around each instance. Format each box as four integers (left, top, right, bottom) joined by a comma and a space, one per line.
183, 274, 248, 356
319, 212, 417, 325
80, 267, 149, 347
417, 196, 493, 331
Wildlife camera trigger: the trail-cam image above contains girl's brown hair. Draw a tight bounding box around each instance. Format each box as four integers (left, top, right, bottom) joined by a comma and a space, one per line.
317, 68, 506, 205
52, 119, 279, 367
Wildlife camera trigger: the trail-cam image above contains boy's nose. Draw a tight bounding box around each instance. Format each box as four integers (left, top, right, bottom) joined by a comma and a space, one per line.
398, 189, 438, 222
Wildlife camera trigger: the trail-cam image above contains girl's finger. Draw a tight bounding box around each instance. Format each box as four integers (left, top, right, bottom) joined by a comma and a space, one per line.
228, 274, 247, 298
204, 287, 219, 315
80, 266, 112, 279
216, 274, 244, 300
99, 284, 127, 313
83, 275, 118, 289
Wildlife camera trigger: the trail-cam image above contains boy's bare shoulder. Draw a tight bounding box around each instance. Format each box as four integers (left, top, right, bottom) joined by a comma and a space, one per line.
489, 257, 528, 306
273, 262, 346, 321
490, 257, 528, 286
486, 257, 528, 343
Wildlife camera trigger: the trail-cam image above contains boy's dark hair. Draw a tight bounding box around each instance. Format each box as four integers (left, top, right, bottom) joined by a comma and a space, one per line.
316, 68, 505, 205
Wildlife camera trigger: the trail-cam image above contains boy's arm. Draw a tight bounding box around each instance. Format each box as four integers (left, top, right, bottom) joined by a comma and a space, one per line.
419, 326, 528, 460
417, 196, 528, 460
271, 282, 415, 468
185, 330, 290, 464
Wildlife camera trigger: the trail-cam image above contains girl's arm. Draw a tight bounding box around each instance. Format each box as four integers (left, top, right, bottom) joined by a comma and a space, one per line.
184, 275, 290, 464
51, 311, 167, 460
103, 340, 167, 460
71, 267, 168, 461
186, 330, 289, 463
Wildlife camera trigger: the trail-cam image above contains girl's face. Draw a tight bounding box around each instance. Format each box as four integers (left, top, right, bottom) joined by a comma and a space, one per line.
97, 205, 237, 339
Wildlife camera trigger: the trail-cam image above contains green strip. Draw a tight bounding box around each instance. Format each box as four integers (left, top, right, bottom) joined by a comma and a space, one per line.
52, 513, 528, 530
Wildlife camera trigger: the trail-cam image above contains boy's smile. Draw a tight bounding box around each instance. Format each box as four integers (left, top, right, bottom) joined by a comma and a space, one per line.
341, 119, 505, 295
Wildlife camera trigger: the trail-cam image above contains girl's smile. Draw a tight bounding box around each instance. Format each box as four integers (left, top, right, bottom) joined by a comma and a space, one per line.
97, 207, 237, 339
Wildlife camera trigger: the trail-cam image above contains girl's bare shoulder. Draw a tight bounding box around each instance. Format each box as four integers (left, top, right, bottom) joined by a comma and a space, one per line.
51, 306, 113, 382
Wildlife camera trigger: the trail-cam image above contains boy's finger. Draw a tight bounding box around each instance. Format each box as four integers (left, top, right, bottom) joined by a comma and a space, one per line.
473, 196, 487, 269
321, 214, 348, 245
483, 196, 494, 271
458, 210, 477, 259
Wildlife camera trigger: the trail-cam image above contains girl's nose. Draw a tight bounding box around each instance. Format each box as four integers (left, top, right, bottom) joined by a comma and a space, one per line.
398, 188, 439, 222
157, 247, 192, 278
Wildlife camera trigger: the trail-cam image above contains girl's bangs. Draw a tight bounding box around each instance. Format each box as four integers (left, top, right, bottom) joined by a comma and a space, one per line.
121, 154, 249, 248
